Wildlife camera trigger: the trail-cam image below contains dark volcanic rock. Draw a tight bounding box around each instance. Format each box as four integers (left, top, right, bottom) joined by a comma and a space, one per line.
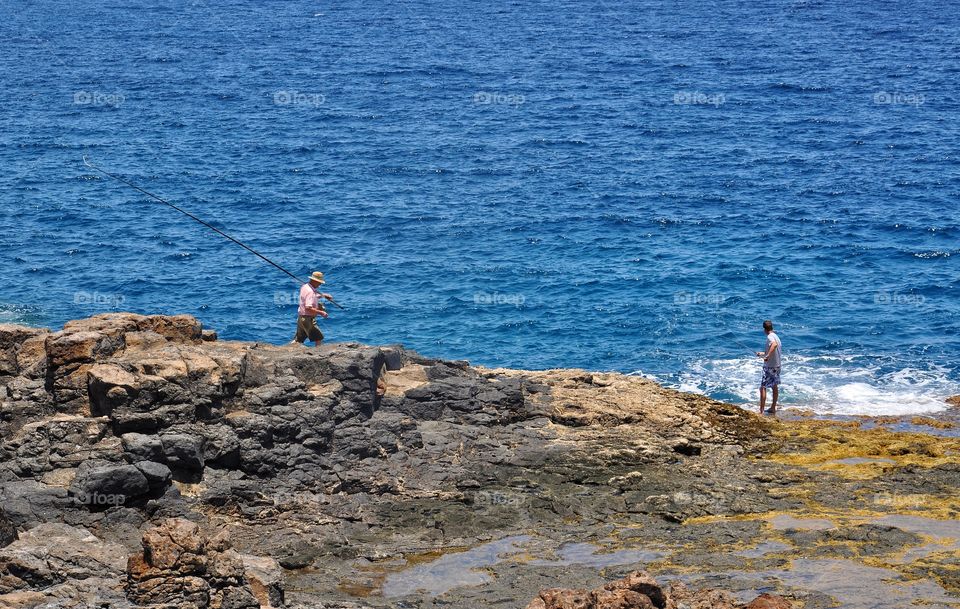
782, 523, 922, 557
134, 460, 173, 494
8, 313, 939, 608
70, 461, 151, 508
122, 431, 165, 461
161, 431, 206, 471
0, 507, 16, 548
0, 480, 72, 528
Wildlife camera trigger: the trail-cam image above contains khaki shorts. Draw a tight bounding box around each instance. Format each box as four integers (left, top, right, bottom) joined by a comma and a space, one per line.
295, 315, 324, 344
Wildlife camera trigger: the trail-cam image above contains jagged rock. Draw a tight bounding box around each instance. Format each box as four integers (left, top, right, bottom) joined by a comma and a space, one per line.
667, 582, 738, 609
528, 572, 667, 609
0, 481, 72, 528
0, 590, 48, 609
526, 572, 786, 609
126, 519, 267, 609
742, 594, 792, 609
122, 432, 165, 461
0, 416, 121, 478
241, 555, 285, 608
0, 509, 15, 548
134, 460, 173, 494
536, 588, 592, 609
126, 519, 272, 609
37, 314, 201, 414
603, 571, 666, 608
87, 340, 244, 433
161, 432, 206, 471
594, 589, 655, 609
0, 524, 127, 598
0, 314, 824, 608
200, 425, 242, 469
0, 326, 48, 378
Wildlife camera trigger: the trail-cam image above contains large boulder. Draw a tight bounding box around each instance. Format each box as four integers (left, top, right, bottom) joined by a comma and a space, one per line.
161, 432, 206, 471
133, 460, 173, 494
121, 432, 165, 462
87, 340, 246, 433
41, 313, 205, 414
69, 462, 150, 508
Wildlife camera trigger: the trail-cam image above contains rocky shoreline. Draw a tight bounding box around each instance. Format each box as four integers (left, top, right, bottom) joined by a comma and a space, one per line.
0, 313, 958, 608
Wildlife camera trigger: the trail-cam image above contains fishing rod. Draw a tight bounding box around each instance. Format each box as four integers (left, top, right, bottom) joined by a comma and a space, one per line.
732, 337, 761, 356
82, 156, 346, 311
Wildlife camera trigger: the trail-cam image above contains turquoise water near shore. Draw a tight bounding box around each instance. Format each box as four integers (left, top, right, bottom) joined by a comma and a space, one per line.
1, 0, 958, 415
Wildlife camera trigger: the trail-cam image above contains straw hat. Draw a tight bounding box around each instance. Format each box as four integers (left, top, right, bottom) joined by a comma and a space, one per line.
308, 271, 326, 284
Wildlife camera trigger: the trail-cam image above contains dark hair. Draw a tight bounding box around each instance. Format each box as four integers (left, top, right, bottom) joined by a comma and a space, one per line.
763, 320, 774, 331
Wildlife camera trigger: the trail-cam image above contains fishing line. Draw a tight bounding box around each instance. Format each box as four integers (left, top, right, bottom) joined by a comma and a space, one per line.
82, 156, 346, 310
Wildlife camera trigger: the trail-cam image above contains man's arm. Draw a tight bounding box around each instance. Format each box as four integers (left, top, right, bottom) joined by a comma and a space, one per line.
303, 291, 329, 317
757, 342, 777, 360
305, 304, 328, 317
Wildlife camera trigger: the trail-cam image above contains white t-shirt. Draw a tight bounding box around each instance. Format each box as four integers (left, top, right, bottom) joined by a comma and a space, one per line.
765, 332, 782, 368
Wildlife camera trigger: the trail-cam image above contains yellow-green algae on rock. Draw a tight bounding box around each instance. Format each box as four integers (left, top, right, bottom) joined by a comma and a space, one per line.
768, 418, 960, 476
667, 416, 960, 600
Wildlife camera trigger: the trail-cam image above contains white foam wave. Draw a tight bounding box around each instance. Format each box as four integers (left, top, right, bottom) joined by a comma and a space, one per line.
669, 355, 959, 416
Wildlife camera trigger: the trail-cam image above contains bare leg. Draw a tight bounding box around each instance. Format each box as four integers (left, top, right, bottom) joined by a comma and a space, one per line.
759, 386, 767, 413
769, 386, 779, 413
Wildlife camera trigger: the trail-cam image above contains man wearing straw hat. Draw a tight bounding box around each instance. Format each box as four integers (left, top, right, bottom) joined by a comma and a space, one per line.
295, 271, 334, 346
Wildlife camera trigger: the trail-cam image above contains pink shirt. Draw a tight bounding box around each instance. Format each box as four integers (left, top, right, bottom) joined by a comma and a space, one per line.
298, 283, 319, 316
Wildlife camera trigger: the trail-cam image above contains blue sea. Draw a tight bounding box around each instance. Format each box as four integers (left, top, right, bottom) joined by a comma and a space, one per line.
2, 0, 958, 416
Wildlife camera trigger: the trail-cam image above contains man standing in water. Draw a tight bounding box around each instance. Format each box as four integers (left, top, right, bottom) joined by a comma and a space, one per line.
295, 271, 334, 347
756, 319, 782, 414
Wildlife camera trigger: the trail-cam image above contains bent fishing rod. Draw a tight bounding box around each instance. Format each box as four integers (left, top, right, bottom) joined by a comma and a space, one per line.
82, 156, 346, 311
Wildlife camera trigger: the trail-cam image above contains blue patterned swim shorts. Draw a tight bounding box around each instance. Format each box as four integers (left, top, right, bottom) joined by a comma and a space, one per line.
760, 366, 781, 388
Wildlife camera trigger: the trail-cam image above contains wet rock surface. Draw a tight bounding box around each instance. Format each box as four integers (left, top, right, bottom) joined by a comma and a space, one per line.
523, 571, 791, 609
0, 314, 957, 608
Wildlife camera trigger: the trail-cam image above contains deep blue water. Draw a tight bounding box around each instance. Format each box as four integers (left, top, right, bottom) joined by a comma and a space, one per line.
2, 0, 959, 414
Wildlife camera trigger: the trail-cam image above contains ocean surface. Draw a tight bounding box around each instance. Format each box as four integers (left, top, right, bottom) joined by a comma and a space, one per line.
2, 0, 958, 416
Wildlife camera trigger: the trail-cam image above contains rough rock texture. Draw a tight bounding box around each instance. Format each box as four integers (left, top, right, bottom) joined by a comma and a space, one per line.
742, 593, 793, 609
126, 518, 271, 609
0, 523, 129, 606
0, 518, 285, 609
524, 571, 790, 609
0, 509, 15, 549
0, 314, 957, 608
